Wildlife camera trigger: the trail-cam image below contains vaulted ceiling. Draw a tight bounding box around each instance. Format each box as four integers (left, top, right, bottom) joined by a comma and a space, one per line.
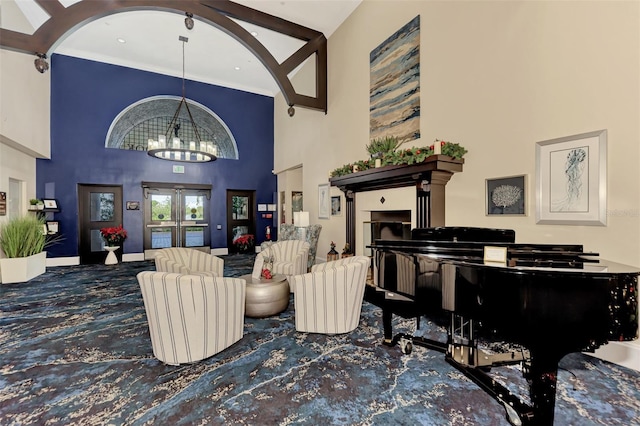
0, 0, 361, 113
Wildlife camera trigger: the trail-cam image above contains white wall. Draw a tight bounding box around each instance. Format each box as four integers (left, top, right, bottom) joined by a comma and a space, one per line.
275, 0, 639, 266
0, 49, 50, 218
0, 143, 35, 222
0, 49, 51, 158
274, 0, 640, 369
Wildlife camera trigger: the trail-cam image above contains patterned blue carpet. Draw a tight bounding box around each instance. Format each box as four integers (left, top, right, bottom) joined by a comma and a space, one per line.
0, 254, 639, 425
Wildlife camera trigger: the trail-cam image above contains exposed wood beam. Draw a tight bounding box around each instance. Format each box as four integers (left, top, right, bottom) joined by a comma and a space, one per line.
200, 0, 322, 41
34, 0, 65, 17
0, 0, 327, 113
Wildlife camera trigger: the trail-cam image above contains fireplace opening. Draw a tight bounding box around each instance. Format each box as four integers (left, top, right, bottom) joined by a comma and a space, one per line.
363, 210, 411, 256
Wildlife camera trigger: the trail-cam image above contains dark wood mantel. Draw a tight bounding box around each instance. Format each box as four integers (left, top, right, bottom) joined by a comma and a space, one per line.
329, 155, 464, 251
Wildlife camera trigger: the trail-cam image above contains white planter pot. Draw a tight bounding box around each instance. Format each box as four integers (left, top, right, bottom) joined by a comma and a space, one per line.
0, 251, 46, 284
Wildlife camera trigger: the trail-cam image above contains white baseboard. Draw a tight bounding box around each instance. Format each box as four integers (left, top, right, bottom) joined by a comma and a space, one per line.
46, 257, 80, 267
45, 254, 144, 266
123, 253, 145, 262
588, 340, 640, 372
211, 247, 229, 256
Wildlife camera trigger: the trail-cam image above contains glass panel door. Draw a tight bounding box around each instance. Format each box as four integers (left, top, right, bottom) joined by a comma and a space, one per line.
145, 189, 177, 249
89, 192, 116, 252
143, 184, 211, 251
180, 190, 209, 248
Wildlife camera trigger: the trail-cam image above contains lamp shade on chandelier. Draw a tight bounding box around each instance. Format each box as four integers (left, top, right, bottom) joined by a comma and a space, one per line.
147, 132, 218, 163
147, 35, 218, 163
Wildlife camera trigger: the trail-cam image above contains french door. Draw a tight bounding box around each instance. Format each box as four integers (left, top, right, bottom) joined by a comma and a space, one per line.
78, 184, 123, 264
143, 182, 211, 254
227, 190, 256, 253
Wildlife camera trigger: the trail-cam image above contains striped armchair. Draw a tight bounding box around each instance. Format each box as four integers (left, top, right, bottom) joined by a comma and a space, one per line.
277, 224, 322, 271
260, 240, 309, 284
291, 256, 370, 334
136, 271, 246, 365
154, 247, 224, 278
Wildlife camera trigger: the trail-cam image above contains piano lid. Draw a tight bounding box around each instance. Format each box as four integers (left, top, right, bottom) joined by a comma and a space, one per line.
411, 226, 515, 243
444, 257, 640, 276
371, 226, 597, 265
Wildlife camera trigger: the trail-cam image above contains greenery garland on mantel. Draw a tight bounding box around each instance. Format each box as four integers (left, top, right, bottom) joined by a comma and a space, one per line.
330, 138, 468, 178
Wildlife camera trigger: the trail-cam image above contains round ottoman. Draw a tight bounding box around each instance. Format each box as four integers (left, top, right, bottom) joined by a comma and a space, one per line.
240, 274, 290, 318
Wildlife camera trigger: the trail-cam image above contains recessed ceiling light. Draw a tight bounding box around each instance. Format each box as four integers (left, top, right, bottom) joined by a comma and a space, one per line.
116, 38, 126, 44
234, 66, 241, 71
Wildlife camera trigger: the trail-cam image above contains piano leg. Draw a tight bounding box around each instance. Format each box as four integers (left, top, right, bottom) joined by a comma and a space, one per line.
383, 308, 393, 344
524, 353, 560, 426
443, 352, 560, 426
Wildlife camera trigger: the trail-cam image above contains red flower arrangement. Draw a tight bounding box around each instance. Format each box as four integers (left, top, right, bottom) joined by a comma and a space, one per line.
100, 224, 127, 247
261, 254, 274, 279
233, 234, 254, 252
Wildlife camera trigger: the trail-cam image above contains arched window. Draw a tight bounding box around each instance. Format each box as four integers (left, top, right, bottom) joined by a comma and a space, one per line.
105, 96, 239, 159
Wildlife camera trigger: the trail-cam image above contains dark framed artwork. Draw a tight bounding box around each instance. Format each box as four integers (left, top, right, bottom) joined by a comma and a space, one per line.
486, 175, 526, 216
46, 221, 59, 234
43, 199, 58, 209
126, 201, 140, 210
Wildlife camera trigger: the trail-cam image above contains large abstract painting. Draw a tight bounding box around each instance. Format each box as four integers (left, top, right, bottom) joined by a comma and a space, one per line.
370, 16, 420, 143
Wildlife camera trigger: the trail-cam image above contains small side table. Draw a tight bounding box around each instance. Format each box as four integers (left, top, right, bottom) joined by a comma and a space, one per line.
239, 274, 290, 318
105, 246, 119, 265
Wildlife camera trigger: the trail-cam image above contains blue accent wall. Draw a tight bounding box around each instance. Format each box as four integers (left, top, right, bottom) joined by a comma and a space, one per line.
38, 54, 275, 257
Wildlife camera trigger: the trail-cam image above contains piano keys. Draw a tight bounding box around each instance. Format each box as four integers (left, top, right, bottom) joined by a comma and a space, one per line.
370, 227, 639, 426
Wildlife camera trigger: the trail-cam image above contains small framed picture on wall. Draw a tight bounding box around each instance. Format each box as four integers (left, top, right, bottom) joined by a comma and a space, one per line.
331, 195, 341, 216
43, 199, 58, 209
318, 183, 329, 219
486, 175, 526, 216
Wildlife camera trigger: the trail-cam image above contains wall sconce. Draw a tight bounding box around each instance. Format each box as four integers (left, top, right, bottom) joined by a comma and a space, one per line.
34, 53, 49, 73
184, 12, 194, 30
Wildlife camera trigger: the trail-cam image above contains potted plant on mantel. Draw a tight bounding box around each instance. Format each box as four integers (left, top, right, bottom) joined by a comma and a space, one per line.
0, 215, 50, 283
366, 136, 402, 167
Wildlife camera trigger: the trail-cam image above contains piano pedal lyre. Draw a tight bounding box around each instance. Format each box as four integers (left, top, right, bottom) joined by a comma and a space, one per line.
447, 313, 530, 369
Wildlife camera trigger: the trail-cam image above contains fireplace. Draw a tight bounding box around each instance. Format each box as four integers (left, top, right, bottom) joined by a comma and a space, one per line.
363, 210, 411, 256
329, 156, 464, 254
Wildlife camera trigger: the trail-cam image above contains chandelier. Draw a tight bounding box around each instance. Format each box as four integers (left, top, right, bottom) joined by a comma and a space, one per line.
147, 35, 218, 163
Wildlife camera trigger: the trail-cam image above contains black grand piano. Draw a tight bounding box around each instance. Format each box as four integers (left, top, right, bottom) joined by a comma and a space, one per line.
369, 227, 639, 426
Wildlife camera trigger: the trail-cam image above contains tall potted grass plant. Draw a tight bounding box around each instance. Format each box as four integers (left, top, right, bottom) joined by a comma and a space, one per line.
0, 215, 48, 283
